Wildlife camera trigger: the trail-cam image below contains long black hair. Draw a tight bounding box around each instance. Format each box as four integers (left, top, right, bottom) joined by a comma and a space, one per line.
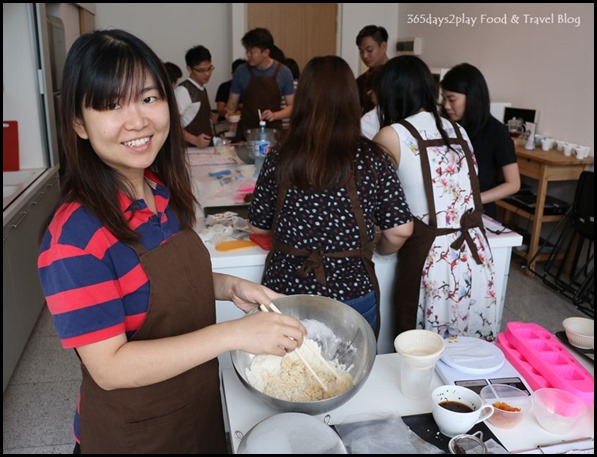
51, 29, 194, 242
277, 55, 388, 190
440, 63, 491, 138
376, 55, 453, 148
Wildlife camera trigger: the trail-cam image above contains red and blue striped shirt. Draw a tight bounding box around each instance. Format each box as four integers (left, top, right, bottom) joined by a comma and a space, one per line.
38, 171, 185, 444
38, 171, 182, 348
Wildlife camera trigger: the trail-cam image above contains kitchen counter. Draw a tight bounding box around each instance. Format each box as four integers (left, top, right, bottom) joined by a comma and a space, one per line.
221, 352, 594, 454
191, 148, 523, 366
206, 216, 522, 369
190, 145, 255, 212
3, 167, 60, 390
3, 168, 48, 219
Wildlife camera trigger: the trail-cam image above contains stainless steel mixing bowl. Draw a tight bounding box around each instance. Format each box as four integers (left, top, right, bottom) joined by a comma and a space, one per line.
230, 295, 376, 415
234, 143, 255, 164
244, 128, 282, 143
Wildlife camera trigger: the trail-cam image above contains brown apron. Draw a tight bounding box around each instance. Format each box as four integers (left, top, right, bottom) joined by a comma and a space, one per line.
264, 177, 382, 337
79, 229, 227, 454
393, 119, 487, 336
238, 62, 283, 139
179, 80, 214, 147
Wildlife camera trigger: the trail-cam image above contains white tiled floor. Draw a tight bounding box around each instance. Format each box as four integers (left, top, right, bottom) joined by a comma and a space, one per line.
2, 258, 592, 453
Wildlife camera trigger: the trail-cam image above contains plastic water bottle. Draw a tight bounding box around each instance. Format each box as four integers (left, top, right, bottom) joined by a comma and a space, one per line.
254, 120, 271, 177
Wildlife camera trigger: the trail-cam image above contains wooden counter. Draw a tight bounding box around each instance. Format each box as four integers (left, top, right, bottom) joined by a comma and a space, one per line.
497, 144, 593, 274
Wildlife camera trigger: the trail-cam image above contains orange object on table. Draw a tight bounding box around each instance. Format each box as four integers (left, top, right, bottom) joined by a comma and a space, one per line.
3, 120, 19, 171
215, 239, 257, 252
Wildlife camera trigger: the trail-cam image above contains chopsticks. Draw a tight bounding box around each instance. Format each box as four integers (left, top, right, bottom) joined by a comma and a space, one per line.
268, 303, 340, 380
259, 303, 329, 392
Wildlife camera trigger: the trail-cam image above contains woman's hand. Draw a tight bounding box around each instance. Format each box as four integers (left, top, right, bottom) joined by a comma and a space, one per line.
195, 133, 212, 149
229, 311, 307, 356
260, 109, 276, 122
213, 273, 283, 313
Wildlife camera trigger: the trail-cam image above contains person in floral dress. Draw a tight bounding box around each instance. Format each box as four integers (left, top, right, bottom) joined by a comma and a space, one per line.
374, 56, 497, 341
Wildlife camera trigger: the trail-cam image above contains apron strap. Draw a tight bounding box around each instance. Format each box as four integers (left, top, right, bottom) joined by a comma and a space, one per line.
266, 170, 381, 336
129, 239, 148, 257
345, 176, 381, 337
398, 118, 486, 264
398, 119, 438, 227
270, 177, 373, 287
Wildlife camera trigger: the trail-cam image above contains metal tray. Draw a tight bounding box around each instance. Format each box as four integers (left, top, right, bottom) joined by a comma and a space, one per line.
401, 413, 503, 453
555, 331, 594, 363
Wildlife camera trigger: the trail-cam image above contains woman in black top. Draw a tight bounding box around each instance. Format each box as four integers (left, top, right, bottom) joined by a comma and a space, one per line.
441, 63, 520, 219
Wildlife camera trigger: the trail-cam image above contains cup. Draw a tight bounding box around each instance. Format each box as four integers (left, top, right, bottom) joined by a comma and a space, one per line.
575, 145, 591, 160
228, 114, 241, 137
563, 143, 577, 157
214, 137, 232, 155
534, 134, 544, 147
555, 140, 566, 151
541, 137, 554, 151
394, 330, 446, 400
431, 385, 495, 437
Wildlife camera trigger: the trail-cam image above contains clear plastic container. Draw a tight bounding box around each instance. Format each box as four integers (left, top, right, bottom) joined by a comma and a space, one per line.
532, 388, 587, 434
253, 120, 271, 177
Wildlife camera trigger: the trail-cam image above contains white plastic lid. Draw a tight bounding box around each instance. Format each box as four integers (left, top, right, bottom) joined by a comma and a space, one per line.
237, 413, 346, 454
440, 336, 505, 374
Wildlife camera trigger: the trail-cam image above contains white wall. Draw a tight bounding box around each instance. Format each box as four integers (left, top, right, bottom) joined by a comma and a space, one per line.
95, 3, 593, 155
396, 3, 594, 154
94, 3, 231, 108
337, 4, 399, 78
3, 4, 47, 169
96, 3, 402, 109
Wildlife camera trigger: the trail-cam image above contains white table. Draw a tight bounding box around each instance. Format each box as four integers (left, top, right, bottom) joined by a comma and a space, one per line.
220, 353, 594, 454
190, 147, 523, 349
189, 146, 255, 211
205, 216, 522, 371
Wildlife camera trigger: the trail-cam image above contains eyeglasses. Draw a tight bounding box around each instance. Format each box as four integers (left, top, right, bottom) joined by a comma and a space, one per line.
192, 65, 215, 73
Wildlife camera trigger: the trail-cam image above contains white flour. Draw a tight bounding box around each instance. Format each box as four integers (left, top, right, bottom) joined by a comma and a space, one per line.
246, 322, 354, 401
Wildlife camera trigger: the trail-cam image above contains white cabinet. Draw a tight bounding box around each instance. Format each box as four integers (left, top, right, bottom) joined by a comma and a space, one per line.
3, 171, 60, 392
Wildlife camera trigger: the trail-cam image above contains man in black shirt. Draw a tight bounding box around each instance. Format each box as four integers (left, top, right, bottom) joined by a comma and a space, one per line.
355, 25, 389, 114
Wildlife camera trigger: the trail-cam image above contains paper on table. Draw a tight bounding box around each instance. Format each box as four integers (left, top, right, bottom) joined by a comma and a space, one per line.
188, 153, 238, 166
187, 146, 239, 165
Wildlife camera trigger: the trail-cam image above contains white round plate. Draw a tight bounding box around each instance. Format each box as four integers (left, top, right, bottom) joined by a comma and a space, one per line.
440, 336, 505, 374
237, 412, 347, 454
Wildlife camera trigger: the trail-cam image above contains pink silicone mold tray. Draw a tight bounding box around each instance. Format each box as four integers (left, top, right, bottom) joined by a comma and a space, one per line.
496, 322, 593, 405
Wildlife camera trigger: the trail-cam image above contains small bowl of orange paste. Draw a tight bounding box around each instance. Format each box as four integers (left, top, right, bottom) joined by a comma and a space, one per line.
480, 384, 531, 429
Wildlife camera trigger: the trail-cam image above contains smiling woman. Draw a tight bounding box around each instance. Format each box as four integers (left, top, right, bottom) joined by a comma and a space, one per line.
36, 28, 308, 454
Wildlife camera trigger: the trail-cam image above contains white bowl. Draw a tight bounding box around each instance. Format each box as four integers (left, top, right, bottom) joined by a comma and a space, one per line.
563, 317, 594, 349
532, 388, 587, 434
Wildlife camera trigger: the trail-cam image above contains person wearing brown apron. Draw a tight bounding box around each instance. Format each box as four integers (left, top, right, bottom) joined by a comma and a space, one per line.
226, 29, 294, 141
78, 229, 227, 453
178, 78, 214, 147
39, 28, 307, 456
260, 177, 381, 337
373, 56, 496, 341
391, 118, 497, 340
236, 62, 284, 140
175, 45, 215, 148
